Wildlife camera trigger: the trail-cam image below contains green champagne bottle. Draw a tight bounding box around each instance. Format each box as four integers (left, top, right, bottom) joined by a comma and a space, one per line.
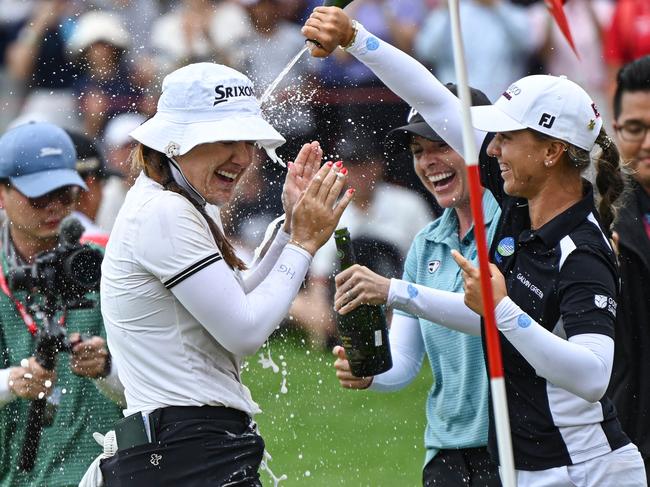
334, 228, 392, 377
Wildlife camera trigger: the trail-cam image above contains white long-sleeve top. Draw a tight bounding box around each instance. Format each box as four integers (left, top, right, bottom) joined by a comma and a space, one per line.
101, 174, 309, 416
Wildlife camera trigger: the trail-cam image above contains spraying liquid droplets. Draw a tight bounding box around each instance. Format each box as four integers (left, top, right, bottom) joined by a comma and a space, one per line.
259, 44, 311, 106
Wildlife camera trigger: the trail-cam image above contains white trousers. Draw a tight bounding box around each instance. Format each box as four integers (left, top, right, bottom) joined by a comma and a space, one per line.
502, 444, 647, 487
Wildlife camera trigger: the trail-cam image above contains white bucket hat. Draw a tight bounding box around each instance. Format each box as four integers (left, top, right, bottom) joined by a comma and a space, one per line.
130, 63, 286, 164
471, 75, 602, 151
67, 11, 131, 53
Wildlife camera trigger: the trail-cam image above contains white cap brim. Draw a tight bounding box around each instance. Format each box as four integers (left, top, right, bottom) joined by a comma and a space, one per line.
130, 112, 286, 157
470, 105, 527, 133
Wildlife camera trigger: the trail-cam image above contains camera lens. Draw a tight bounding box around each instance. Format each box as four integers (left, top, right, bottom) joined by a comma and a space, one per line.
62, 248, 103, 291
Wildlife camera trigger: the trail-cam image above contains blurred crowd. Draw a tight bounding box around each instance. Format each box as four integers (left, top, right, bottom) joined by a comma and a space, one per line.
0, 0, 648, 347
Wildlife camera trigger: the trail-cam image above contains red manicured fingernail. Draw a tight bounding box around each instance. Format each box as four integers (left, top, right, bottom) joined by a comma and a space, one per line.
335, 160, 343, 167
348, 188, 355, 195
327, 161, 333, 167
341, 167, 348, 175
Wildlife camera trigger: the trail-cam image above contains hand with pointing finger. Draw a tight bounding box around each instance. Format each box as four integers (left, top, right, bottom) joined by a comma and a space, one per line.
451, 249, 507, 316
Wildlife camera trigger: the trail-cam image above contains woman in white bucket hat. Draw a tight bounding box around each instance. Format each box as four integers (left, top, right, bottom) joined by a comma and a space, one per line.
303, 8, 647, 487
98, 62, 353, 486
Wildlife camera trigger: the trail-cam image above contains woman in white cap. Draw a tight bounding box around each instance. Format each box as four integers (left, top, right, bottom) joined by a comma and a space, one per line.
303, 8, 647, 486
99, 62, 353, 486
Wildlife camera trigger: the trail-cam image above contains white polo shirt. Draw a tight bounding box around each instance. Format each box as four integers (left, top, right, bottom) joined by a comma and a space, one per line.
101, 173, 310, 416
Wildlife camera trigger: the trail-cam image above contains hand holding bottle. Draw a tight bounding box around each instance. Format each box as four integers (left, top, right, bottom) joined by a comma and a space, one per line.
289, 162, 353, 255
334, 264, 391, 314
332, 346, 374, 388
302, 7, 356, 58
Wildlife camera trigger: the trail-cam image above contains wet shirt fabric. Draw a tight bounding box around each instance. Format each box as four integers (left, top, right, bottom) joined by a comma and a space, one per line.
479, 136, 629, 470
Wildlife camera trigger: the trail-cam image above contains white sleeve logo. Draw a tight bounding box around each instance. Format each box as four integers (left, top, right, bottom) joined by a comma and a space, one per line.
595, 294, 617, 316
594, 295, 608, 308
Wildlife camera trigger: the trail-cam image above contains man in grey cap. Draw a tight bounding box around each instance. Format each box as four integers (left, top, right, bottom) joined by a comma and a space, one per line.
0, 122, 123, 486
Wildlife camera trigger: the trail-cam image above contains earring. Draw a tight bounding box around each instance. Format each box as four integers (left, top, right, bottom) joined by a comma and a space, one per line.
544, 160, 551, 167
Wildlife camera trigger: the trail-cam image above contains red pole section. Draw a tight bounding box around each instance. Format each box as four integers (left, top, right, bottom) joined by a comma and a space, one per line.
448, 0, 515, 482
466, 165, 503, 378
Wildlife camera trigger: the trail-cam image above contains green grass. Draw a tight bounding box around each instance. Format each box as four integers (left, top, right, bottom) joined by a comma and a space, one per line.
243, 331, 432, 486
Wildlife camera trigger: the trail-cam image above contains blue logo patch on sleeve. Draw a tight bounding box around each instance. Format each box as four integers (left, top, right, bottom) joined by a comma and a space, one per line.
407, 284, 419, 299
517, 314, 532, 328
366, 37, 379, 51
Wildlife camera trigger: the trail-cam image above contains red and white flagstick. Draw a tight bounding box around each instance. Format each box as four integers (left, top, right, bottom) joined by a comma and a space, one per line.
447, 1, 516, 485
546, 0, 579, 58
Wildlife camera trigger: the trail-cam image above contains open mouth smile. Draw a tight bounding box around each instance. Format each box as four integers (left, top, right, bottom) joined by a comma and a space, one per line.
428, 171, 456, 189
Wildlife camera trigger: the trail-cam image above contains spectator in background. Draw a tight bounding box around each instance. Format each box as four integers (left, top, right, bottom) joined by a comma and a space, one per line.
89, 0, 160, 56
234, 0, 317, 151
604, 0, 650, 94
96, 112, 146, 232
608, 55, 650, 482
151, 0, 250, 71
5, 0, 82, 131
0, 0, 34, 132
67, 11, 146, 138
529, 0, 614, 124
414, 0, 534, 101
231, 0, 319, 216
291, 135, 432, 346
66, 130, 112, 247
0, 122, 123, 486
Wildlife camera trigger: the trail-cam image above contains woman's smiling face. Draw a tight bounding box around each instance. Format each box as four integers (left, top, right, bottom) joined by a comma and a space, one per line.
411, 135, 468, 209
175, 141, 255, 206
487, 130, 549, 199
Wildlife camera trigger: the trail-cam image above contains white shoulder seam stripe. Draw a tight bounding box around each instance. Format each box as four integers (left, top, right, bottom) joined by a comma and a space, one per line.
164, 253, 223, 289
587, 212, 612, 250
559, 235, 576, 270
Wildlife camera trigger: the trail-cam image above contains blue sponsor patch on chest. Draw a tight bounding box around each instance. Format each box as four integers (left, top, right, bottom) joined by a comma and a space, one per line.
495, 236, 515, 264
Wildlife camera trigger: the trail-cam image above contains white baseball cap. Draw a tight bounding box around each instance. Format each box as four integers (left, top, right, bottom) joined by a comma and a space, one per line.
104, 113, 147, 149
68, 11, 131, 53
471, 75, 602, 151
130, 63, 286, 163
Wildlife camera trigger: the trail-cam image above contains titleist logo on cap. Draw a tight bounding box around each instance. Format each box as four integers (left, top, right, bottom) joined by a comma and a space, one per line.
214, 84, 255, 106
39, 147, 63, 157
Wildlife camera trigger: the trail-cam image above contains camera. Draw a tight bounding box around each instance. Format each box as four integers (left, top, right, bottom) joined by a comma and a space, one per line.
8, 217, 103, 307
13, 216, 105, 472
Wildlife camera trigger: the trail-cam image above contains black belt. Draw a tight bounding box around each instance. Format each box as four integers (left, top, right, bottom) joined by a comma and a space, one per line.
114, 406, 250, 451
